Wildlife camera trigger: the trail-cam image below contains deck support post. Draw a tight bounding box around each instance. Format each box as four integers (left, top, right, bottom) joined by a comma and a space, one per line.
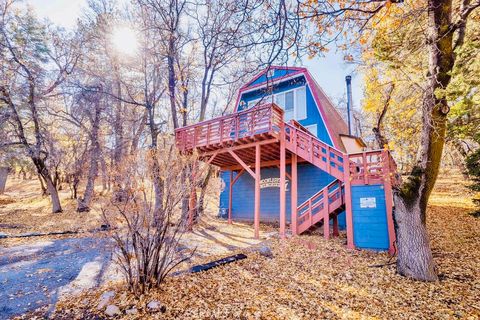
254, 144, 261, 239
279, 130, 286, 239
291, 153, 298, 235
382, 150, 396, 255
344, 159, 355, 249
228, 171, 233, 224
332, 215, 339, 237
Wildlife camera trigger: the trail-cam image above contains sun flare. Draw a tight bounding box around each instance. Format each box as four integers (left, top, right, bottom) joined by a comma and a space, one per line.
110, 25, 139, 56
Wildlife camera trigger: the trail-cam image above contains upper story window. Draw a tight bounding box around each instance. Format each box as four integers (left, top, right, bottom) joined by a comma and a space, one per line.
247, 86, 306, 122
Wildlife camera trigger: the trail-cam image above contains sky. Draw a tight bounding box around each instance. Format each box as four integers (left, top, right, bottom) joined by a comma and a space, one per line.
27, 0, 363, 111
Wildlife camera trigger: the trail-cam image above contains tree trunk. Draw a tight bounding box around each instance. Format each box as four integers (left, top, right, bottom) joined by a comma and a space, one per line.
77, 101, 102, 212
394, 0, 455, 281
150, 148, 164, 220
394, 193, 437, 281
100, 154, 108, 192
44, 173, 62, 213
38, 174, 47, 196
34, 159, 62, 213
77, 147, 99, 212
112, 75, 125, 201
181, 167, 190, 220
167, 35, 179, 130
146, 105, 164, 219
0, 167, 8, 194
195, 167, 213, 222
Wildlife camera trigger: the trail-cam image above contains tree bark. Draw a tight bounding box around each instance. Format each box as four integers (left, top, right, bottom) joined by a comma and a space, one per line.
38, 174, 47, 196
394, 0, 456, 281
194, 167, 213, 222
373, 84, 394, 149
167, 34, 179, 130
34, 158, 62, 213
394, 193, 437, 280
44, 173, 62, 213
0, 167, 8, 194
77, 102, 101, 212
146, 104, 164, 218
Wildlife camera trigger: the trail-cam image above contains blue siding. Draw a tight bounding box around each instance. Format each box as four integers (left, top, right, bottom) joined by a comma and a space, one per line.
351, 185, 389, 250
237, 76, 333, 147
248, 68, 299, 87
219, 164, 345, 229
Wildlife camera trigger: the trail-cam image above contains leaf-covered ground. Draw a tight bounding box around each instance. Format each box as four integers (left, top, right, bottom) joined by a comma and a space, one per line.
16, 174, 480, 319
0, 179, 105, 243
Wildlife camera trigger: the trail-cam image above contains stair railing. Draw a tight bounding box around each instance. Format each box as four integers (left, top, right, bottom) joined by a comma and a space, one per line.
284, 123, 345, 181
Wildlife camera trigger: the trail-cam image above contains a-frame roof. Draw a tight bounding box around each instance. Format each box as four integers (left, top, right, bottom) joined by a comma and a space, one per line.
235, 66, 349, 151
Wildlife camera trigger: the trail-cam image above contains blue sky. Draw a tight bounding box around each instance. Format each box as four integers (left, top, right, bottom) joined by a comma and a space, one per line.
28, 0, 363, 111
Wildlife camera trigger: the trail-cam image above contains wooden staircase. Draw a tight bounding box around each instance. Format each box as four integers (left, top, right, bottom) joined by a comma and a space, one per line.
296, 179, 345, 235
282, 122, 399, 237
283, 122, 347, 235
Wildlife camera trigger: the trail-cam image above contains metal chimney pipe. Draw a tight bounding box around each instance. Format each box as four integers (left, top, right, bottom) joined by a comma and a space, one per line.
345, 75, 353, 135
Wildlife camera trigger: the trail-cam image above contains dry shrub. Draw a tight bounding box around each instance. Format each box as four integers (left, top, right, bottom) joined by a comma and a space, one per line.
102, 138, 201, 295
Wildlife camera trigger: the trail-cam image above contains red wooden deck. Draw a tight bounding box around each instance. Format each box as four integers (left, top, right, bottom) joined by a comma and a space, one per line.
175, 104, 286, 169
175, 103, 398, 253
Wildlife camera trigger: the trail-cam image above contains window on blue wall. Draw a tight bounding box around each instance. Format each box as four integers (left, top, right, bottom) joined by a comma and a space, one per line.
246, 86, 306, 122
295, 86, 306, 119
284, 91, 294, 120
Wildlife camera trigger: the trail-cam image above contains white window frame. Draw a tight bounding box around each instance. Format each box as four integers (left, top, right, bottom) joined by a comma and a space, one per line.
246, 85, 307, 122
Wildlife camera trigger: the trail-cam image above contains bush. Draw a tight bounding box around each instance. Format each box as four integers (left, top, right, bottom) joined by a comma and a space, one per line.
102, 143, 200, 295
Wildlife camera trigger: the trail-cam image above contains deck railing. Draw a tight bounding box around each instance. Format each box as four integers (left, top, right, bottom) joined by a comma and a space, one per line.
284, 123, 345, 181
348, 150, 400, 186
175, 103, 284, 152
296, 179, 344, 234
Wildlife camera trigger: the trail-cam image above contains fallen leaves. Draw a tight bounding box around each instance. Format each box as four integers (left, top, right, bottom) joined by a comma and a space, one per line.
14, 174, 480, 319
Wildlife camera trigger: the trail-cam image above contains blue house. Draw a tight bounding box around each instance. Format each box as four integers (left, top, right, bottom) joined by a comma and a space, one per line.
220, 67, 351, 225
175, 66, 398, 253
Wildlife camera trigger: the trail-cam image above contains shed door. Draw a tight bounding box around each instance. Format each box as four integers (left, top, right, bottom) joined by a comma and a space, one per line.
352, 185, 389, 250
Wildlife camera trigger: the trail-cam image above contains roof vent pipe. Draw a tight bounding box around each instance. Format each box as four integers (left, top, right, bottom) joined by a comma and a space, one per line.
345, 75, 353, 136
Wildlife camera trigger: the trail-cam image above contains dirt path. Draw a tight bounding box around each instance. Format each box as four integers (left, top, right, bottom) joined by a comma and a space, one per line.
0, 237, 111, 319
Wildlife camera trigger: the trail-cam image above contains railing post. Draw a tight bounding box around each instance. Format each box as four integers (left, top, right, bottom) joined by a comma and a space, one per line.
235, 115, 239, 140
309, 136, 313, 163
326, 146, 331, 174
344, 157, 355, 250
308, 199, 312, 226
220, 119, 224, 144
382, 150, 396, 255
293, 127, 297, 153
362, 152, 368, 185
268, 105, 272, 133
206, 123, 210, 145
279, 121, 286, 239
323, 189, 330, 240
228, 170, 233, 224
